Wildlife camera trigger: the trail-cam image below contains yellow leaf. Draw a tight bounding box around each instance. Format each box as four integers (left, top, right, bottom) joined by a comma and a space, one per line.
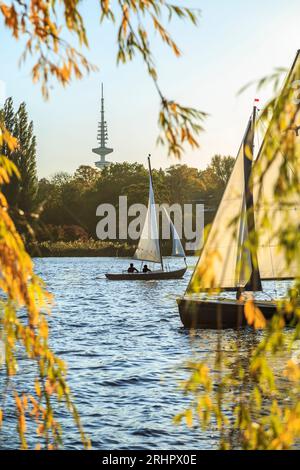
284, 360, 300, 382
39, 318, 48, 339
35, 379, 41, 398
185, 409, 193, 428
244, 300, 266, 329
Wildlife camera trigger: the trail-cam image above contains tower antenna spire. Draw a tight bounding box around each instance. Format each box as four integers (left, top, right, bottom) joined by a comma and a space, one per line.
92, 83, 114, 169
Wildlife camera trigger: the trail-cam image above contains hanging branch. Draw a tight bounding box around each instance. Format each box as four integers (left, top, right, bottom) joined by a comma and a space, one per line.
0, 0, 206, 158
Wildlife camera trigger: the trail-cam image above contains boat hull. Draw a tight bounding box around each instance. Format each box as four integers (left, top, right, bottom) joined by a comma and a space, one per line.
177, 297, 281, 329
106, 267, 187, 281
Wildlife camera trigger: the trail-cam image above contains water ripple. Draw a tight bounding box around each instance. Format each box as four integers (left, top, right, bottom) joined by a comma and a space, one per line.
1, 257, 292, 450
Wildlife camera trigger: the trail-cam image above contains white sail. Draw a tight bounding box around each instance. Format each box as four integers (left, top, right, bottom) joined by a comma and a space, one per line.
187, 51, 300, 294
253, 50, 300, 280
163, 207, 186, 257
254, 154, 300, 280
186, 119, 253, 293
133, 173, 161, 264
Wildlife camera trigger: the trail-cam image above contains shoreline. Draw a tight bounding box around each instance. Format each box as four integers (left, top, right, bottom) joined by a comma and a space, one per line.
27, 241, 197, 258
28, 243, 135, 258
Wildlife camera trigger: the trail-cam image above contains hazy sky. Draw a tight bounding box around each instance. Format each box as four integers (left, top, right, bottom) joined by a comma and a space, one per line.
1, 0, 300, 177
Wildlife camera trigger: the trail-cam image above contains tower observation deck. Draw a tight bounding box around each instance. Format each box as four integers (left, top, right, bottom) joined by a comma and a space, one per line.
92, 84, 113, 169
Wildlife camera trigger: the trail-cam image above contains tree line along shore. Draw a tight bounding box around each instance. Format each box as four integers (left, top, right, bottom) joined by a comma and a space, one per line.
1, 97, 234, 256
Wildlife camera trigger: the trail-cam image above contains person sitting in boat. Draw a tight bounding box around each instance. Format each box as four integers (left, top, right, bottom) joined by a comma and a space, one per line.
128, 263, 139, 273
142, 265, 152, 273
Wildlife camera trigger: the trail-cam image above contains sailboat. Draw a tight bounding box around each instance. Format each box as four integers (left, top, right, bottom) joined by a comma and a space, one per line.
105, 156, 187, 281
177, 50, 300, 329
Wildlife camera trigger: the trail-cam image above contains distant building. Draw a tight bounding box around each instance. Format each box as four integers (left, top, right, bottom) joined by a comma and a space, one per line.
92, 84, 113, 170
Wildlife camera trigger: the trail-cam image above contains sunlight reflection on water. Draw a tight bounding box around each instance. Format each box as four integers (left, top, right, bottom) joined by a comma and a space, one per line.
0, 257, 295, 449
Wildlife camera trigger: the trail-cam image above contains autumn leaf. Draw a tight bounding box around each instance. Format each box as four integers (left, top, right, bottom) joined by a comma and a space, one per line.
244, 300, 267, 329
185, 409, 193, 428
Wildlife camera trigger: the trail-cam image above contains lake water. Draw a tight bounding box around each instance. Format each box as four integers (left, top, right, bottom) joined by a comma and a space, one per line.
0, 257, 295, 449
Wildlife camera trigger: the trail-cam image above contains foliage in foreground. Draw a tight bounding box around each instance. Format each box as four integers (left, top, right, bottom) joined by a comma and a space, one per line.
0, 130, 90, 449
0, 97, 38, 242
0, 0, 224, 449
176, 54, 300, 449
0, 0, 206, 159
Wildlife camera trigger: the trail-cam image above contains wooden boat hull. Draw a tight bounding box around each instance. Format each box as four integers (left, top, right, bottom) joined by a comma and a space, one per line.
177, 297, 279, 329
106, 267, 187, 281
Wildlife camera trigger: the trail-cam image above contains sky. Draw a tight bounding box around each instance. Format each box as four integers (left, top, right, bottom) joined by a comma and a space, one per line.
0, 0, 300, 178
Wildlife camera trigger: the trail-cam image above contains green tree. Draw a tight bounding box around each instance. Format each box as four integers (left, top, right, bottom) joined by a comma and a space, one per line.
2, 96, 14, 138
165, 164, 203, 205
209, 155, 235, 186
36, 158, 235, 243
200, 155, 235, 194
1, 99, 38, 215
1, 97, 16, 203
73, 165, 100, 187
14, 103, 38, 213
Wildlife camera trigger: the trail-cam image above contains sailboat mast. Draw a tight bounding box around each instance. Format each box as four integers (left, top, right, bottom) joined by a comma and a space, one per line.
147, 155, 164, 271
243, 105, 262, 292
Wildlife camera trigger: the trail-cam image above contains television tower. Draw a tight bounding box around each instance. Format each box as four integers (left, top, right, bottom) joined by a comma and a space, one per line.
92, 83, 113, 169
